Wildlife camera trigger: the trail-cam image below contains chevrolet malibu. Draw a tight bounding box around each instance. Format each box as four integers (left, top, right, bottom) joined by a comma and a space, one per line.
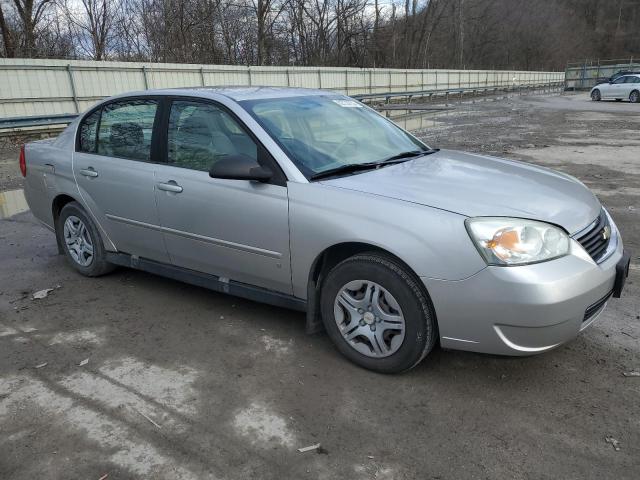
21, 87, 630, 373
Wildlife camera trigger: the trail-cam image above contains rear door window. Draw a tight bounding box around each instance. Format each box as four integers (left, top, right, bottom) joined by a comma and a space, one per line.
96, 99, 158, 161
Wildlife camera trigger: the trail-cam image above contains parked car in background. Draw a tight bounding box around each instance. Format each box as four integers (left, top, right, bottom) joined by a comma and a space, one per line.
20, 87, 630, 373
591, 74, 640, 102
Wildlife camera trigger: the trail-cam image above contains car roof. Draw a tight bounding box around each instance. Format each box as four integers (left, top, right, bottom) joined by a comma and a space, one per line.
107, 86, 334, 103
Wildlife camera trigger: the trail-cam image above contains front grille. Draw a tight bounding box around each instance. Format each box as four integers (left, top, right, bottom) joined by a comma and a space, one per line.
583, 290, 613, 322
575, 210, 611, 263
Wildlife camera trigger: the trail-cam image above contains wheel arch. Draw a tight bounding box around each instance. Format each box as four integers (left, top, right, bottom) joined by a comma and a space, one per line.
51, 193, 117, 253
51, 194, 80, 254
52, 193, 78, 224
304, 241, 433, 335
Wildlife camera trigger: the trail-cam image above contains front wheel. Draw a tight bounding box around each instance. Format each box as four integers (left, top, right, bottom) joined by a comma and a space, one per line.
630, 90, 640, 103
320, 253, 438, 373
591, 89, 601, 101
56, 202, 115, 277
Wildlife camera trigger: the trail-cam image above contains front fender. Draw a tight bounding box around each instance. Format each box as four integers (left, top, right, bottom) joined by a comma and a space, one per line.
288, 182, 486, 299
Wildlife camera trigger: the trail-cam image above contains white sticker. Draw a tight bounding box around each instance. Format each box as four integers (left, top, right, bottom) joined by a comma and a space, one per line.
332, 99, 364, 108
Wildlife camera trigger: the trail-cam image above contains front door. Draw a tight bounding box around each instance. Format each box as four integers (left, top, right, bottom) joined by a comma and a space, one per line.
73, 98, 169, 262
154, 99, 292, 294
608, 76, 628, 98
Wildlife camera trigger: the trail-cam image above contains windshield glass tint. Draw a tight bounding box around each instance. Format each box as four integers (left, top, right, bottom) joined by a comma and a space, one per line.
240, 96, 428, 178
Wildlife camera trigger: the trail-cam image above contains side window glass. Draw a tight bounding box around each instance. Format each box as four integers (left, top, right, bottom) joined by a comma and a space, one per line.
625, 76, 639, 83
613, 77, 626, 84
97, 99, 158, 161
78, 109, 100, 153
168, 101, 258, 172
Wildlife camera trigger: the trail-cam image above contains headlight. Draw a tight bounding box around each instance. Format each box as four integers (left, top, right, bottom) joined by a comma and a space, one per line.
465, 218, 570, 266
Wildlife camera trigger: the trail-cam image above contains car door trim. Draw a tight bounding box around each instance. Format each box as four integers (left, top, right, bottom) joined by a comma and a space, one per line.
106, 213, 164, 232
106, 252, 304, 310
105, 213, 282, 259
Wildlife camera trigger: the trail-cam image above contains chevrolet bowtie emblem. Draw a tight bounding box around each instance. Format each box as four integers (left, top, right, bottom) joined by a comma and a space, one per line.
602, 226, 611, 241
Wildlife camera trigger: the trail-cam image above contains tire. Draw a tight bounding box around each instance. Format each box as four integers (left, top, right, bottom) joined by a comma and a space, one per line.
591, 89, 601, 101
630, 90, 640, 104
320, 253, 437, 373
56, 201, 115, 277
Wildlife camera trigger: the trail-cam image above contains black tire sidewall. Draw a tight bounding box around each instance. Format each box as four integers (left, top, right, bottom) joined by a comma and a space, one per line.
591, 90, 600, 101
320, 254, 436, 373
56, 202, 111, 276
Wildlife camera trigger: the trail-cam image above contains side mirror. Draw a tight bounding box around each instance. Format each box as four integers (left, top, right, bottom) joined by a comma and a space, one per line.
209, 154, 272, 182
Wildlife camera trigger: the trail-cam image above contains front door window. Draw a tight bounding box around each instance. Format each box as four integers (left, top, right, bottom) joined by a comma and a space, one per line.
167, 101, 258, 172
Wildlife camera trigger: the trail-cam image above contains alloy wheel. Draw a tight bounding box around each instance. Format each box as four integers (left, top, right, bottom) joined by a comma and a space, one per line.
63, 215, 94, 267
333, 280, 406, 358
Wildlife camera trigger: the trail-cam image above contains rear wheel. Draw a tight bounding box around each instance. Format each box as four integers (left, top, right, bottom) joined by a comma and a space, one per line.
56, 202, 115, 277
320, 253, 437, 373
591, 89, 601, 101
630, 90, 640, 104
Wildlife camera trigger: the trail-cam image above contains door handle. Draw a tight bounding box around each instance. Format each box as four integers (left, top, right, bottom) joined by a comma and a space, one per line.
80, 168, 98, 178
157, 182, 183, 193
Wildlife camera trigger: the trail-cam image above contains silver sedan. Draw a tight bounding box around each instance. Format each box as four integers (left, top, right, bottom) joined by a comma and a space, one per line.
21, 87, 630, 372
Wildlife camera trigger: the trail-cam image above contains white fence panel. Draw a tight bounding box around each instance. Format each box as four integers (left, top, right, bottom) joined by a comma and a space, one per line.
0, 58, 564, 118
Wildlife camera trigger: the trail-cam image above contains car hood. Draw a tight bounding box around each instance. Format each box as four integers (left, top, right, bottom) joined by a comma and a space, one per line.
321, 150, 600, 235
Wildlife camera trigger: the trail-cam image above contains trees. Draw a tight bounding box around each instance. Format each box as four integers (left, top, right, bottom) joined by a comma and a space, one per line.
0, 0, 638, 69
59, 0, 120, 60
0, 0, 54, 56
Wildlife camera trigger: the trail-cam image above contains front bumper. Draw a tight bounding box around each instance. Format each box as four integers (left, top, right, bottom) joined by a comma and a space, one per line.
422, 230, 627, 356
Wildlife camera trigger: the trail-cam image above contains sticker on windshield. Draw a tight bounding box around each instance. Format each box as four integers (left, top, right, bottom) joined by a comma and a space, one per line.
332, 99, 364, 108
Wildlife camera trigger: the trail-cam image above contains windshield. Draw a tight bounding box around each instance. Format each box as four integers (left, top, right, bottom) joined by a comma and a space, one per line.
240, 95, 430, 179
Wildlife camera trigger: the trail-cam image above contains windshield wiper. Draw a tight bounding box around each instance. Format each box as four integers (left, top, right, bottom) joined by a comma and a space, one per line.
309, 162, 382, 181
380, 148, 440, 162
378, 149, 428, 163
310, 148, 440, 181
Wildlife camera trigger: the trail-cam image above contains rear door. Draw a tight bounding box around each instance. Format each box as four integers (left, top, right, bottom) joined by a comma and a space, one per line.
153, 98, 292, 294
624, 76, 639, 99
73, 98, 169, 262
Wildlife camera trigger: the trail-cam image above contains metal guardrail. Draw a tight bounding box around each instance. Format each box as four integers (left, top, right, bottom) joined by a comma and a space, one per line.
0, 82, 564, 135
352, 82, 563, 103
0, 113, 78, 130
0, 114, 79, 137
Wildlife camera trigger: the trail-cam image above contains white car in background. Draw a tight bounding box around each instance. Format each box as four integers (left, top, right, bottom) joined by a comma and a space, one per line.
591, 74, 640, 103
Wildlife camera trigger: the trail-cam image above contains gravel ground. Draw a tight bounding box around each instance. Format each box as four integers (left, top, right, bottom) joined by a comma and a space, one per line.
0, 141, 20, 192
1, 92, 638, 480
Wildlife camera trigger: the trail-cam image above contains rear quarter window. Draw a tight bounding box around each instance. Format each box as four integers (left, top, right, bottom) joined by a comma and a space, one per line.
78, 109, 100, 153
